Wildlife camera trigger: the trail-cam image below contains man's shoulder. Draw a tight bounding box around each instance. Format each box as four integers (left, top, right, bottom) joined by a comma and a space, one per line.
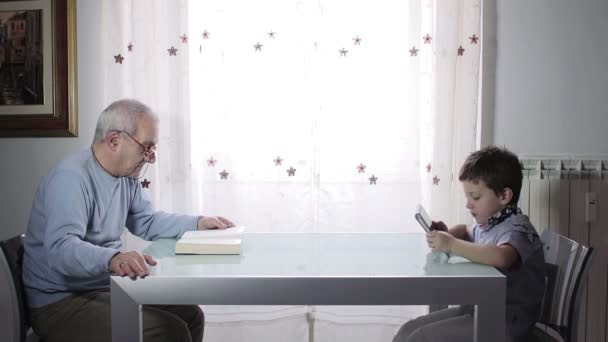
53, 148, 93, 175
45, 148, 94, 186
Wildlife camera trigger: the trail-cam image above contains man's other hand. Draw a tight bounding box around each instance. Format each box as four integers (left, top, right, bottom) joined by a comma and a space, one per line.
197, 216, 235, 230
110, 251, 157, 279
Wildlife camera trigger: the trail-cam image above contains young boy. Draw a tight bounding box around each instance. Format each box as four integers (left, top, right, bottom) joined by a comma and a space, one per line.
393, 146, 545, 342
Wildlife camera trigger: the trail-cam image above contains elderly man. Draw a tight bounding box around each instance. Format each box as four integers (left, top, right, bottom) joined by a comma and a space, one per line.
23, 99, 234, 342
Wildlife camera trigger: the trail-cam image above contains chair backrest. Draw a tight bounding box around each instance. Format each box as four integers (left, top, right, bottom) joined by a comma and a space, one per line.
0, 234, 30, 342
537, 229, 593, 341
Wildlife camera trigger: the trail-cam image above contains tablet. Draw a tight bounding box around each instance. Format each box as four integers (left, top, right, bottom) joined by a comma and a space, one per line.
415, 204, 433, 233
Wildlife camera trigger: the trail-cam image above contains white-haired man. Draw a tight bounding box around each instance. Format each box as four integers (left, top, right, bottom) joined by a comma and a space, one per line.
23, 99, 234, 342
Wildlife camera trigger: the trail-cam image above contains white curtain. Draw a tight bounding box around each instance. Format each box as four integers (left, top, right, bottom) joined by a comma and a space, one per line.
102, 0, 481, 340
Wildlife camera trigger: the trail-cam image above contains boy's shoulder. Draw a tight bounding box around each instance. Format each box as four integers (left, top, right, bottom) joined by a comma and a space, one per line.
474, 213, 541, 245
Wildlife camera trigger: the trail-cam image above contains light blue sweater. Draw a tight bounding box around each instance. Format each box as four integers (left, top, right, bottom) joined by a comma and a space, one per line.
23, 148, 198, 308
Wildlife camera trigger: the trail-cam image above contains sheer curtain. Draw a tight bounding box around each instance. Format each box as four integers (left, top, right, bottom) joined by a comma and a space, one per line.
101, 0, 481, 340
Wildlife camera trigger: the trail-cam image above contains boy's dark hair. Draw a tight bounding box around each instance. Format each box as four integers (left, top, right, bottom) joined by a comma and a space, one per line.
458, 146, 523, 205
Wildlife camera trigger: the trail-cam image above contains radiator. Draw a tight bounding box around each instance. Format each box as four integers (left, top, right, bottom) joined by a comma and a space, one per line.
520, 158, 608, 342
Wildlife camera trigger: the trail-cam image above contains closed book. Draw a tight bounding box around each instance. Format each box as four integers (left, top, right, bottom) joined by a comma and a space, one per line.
175, 226, 245, 255
175, 238, 242, 255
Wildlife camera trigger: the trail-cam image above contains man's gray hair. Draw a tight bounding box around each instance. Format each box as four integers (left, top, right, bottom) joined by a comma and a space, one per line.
92, 99, 158, 144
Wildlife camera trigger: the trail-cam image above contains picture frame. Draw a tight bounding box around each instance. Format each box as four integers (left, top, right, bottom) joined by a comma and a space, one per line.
0, 0, 77, 137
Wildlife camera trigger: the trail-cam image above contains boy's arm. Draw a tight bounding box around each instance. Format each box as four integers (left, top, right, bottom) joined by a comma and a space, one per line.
448, 224, 468, 240
430, 222, 468, 240
450, 239, 519, 269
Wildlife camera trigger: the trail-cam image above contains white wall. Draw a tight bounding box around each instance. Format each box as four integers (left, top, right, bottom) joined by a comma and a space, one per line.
0, 0, 103, 240
1, 0, 608, 239
493, 0, 608, 155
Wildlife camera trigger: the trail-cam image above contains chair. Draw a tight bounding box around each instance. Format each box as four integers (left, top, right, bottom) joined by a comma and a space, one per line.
532, 229, 594, 342
0, 234, 41, 342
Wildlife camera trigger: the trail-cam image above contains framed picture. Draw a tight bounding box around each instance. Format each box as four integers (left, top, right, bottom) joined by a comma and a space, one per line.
0, 0, 77, 137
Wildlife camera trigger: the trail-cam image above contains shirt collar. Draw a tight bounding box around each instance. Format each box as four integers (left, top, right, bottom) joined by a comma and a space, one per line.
486, 206, 522, 229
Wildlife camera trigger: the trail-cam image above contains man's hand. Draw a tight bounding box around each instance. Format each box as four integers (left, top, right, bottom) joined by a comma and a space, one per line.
426, 230, 455, 253
197, 216, 235, 230
109, 251, 157, 279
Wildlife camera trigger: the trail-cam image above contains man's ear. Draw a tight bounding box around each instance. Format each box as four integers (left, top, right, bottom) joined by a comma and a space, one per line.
500, 188, 514, 205
107, 131, 121, 151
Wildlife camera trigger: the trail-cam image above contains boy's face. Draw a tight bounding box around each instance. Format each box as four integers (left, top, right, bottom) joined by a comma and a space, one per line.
462, 179, 511, 225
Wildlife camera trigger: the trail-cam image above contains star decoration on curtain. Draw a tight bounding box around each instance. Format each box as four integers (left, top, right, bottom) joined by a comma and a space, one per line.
457, 45, 465, 56
339, 48, 348, 56
469, 34, 479, 44
409, 46, 419, 56
127, 43, 133, 52
202, 30, 210, 39
287, 167, 296, 176
254, 42, 263, 51
353, 36, 361, 45
180, 34, 188, 43
207, 157, 217, 167
426, 163, 432, 173
114, 54, 124, 64
433, 175, 440, 185
168, 46, 178, 56
220, 169, 229, 179
268, 31, 275, 39
423, 34, 432, 44
141, 179, 151, 188
369, 175, 378, 185
357, 163, 366, 173
274, 156, 283, 166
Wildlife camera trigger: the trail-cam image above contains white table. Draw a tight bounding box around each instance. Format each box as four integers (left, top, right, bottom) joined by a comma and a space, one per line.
111, 233, 505, 341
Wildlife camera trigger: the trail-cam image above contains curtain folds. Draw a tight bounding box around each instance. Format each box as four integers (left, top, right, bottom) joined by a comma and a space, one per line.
101, 0, 481, 340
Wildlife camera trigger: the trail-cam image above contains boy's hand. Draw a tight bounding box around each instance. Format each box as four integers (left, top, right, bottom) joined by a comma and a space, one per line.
430, 221, 448, 232
426, 230, 454, 253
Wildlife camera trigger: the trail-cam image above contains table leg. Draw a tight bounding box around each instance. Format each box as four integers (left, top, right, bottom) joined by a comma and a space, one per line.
111, 279, 142, 342
474, 293, 506, 342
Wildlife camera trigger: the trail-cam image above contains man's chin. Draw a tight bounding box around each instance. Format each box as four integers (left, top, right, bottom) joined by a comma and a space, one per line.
128, 168, 143, 178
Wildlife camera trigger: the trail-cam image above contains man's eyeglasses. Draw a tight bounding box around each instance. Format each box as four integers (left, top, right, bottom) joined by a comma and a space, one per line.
119, 131, 157, 161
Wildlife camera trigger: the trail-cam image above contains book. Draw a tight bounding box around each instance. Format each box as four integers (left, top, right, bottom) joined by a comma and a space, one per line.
175, 226, 245, 255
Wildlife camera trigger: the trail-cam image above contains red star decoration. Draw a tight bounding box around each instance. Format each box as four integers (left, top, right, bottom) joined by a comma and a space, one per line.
457, 45, 465, 56
287, 167, 296, 176
254, 42, 263, 51
207, 157, 217, 167
219, 169, 229, 180
423, 34, 432, 44
433, 175, 440, 185
141, 179, 151, 188
426, 163, 431, 173
114, 54, 124, 64
202, 30, 210, 39
274, 156, 283, 166
353, 36, 361, 45
127, 43, 133, 52
409, 46, 419, 56
268, 31, 275, 39
168, 46, 178, 56
357, 163, 366, 173
369, 175, 378, 185
339, 48, 348, 56
469, 34, 479, 44
180, 34, 188, 43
